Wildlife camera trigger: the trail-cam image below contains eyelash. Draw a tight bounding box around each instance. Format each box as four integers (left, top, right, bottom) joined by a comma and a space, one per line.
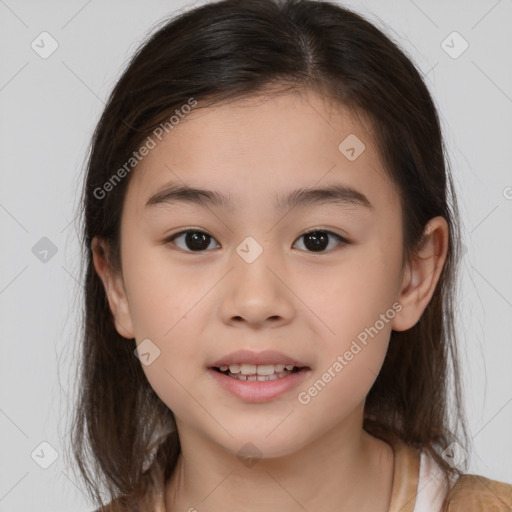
164, 228, 349, 253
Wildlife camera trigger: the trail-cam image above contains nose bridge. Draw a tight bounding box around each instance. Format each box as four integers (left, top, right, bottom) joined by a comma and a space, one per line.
233, 233, 280, 296
218, 234, 294, 326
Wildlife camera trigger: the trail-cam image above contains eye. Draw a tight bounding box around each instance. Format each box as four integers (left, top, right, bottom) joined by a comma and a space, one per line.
164, 228, 348, 253
165, 229, 220, 252
293, 229, 348, 253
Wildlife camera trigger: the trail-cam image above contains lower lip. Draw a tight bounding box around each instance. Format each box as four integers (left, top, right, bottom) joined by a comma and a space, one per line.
207, 368, 310, 402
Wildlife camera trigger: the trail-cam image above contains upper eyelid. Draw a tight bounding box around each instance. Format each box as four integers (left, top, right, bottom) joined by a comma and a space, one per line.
167, 227, 348, 237
166, 228, 349, 245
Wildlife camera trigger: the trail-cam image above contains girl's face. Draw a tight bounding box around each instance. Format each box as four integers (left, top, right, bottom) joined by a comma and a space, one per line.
93, 88, 441, 459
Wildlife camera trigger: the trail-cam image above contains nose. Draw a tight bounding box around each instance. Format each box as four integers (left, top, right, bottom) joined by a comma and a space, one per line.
217, 249, 295, 329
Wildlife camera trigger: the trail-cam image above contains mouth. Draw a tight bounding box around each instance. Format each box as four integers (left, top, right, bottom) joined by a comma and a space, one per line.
211, 363, 307, 382
208, 362, 311, 402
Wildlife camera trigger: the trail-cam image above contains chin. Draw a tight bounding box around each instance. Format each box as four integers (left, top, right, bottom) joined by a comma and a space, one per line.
210, 427, 311, 462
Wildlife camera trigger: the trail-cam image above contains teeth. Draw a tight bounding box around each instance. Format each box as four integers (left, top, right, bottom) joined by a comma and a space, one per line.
225, 363, 297, 376
228, 363, 241, 374
256, 364, 275, 376
218, 363, 303, 381
240, 363, 257, 375
230, 372, 285, 381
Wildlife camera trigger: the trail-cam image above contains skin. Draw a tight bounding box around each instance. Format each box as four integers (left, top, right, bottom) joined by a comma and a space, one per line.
92, 87, 449, 512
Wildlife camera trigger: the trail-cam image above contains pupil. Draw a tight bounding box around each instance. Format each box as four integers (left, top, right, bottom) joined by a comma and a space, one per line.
304, 231, 328, 251
186, 231, 210, 251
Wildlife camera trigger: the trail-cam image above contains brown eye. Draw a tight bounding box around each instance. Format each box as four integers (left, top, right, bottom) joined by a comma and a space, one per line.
293, 230, 347, 253
166, 230, 220, 252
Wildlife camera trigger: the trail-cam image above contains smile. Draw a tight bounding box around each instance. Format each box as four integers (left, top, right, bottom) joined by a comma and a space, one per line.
209, 365, 310, 402
214, 363, 300, 381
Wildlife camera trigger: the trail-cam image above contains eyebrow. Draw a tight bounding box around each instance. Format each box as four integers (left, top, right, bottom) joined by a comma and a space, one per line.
145, 182, 373, 212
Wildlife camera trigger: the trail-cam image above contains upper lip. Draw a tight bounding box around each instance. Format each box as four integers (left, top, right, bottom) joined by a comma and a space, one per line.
210, 349, 309, 368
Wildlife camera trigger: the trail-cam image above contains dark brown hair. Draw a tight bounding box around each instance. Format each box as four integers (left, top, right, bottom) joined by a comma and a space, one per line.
68, 0, 470, 510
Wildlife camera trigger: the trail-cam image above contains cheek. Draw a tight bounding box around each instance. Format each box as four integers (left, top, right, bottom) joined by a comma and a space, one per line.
122, 243, 207, 335
300, 249, 399, 339
139, 355, 211, 434
296, 246, 399, 397
121, 247, 210, 399
135, 311, 208, 422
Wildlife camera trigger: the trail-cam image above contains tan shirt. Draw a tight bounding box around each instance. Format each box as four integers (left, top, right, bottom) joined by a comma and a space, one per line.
388, 440, 512, 512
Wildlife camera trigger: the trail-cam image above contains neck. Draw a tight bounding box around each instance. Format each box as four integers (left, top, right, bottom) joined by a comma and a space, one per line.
164, 409, 394, 512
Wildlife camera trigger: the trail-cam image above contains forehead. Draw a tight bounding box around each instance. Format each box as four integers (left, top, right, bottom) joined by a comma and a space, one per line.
125, 89, 397, 214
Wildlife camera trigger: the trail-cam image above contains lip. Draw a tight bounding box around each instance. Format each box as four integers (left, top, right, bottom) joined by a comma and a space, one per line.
207, 367, 311, 402
209, 349, 309, 368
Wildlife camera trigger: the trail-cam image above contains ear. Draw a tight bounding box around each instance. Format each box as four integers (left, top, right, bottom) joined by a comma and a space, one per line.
91, 236, 135, 339
391, 216, 449, 331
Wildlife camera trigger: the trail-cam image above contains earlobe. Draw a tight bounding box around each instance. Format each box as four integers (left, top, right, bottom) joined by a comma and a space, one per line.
91, 236, 135, 339
391, 217, 449, 332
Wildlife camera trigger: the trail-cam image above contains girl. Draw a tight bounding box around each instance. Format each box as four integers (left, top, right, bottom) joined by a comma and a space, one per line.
69, 0, 512, 511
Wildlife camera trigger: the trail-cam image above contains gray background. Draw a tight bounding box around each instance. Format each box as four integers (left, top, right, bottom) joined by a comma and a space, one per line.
0, 0, 511, 510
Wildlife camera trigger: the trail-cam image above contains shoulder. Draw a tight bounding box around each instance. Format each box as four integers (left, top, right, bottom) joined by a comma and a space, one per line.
447, 474, 512, 511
